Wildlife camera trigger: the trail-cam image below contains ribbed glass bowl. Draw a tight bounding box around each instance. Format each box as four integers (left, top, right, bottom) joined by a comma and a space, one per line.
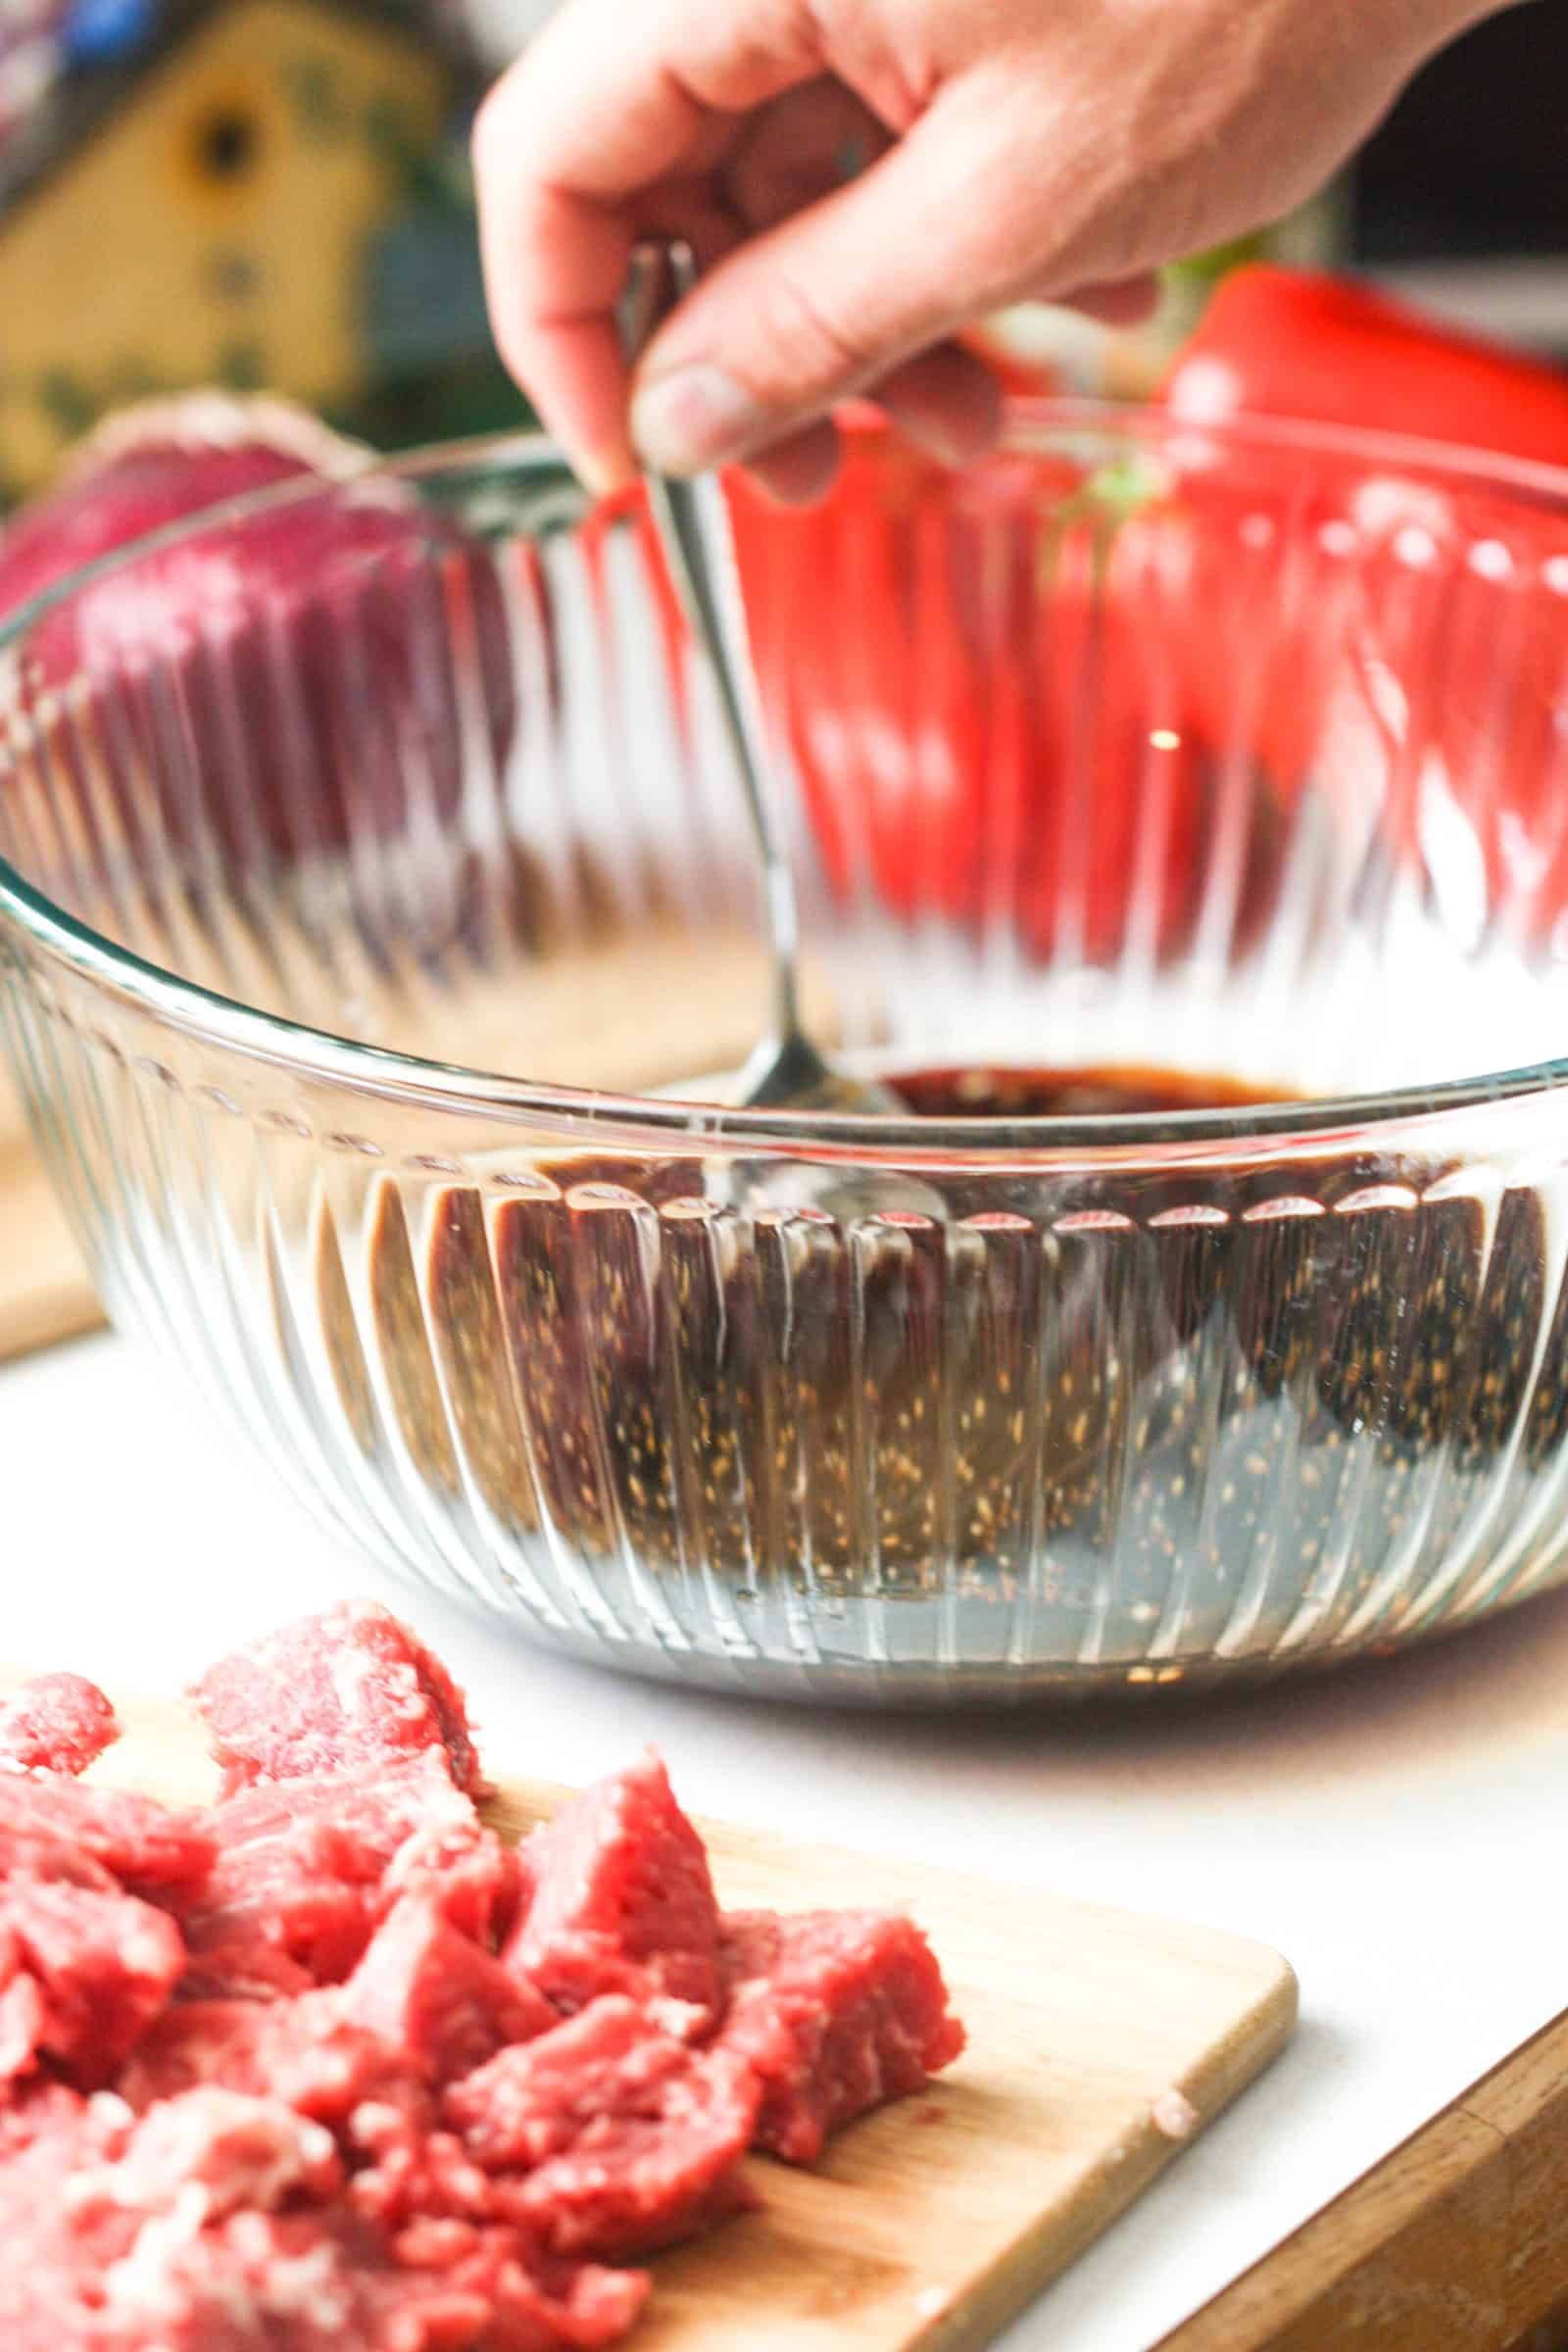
5, 405, 1568, 1701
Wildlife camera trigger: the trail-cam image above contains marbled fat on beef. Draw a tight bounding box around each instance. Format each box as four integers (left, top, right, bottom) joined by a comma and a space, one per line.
0, 2082, 642, 2351
445, 1995, 760, 2260
119, 1994, 394, 2126
190, 1600, 485, 1798
0, 1675, 118, 1777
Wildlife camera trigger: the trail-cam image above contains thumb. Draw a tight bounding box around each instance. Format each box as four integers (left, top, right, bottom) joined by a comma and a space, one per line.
629, 95, 1043, 475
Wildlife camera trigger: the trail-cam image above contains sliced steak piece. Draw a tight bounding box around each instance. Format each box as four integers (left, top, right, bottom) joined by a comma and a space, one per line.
0, 1780, 215, 1895
0, 1877, 184, 2089
172, 1758, 500, 1984
444, 1994, 760, 2260
342, 1893, 554, 2087
191, 1600, 484, 1797
504, 1753, 721, 2023
0, 1676, 118, 1778
715, 1909, 967, 2162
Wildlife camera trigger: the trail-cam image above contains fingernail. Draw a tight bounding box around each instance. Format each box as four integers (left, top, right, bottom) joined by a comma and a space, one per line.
575, 444, 634, 499
630, 366, 764, 475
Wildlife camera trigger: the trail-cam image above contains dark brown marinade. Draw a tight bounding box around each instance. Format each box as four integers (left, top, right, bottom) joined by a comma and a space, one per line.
378, 1069, 1562, 1654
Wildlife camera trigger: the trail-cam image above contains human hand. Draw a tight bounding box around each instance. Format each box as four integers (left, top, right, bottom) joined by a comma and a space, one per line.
473, 0, 1506, 501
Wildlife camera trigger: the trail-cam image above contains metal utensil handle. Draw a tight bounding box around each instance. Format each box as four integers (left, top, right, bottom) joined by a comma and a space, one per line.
621, 242, 804, 1044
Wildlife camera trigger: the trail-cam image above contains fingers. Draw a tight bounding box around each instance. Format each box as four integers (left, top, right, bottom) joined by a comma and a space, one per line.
627, 95, 1046, 476
869, 342, 1004, 466
473, 0, 823, 487
1057, 274, 1164, 329
744, 419, 844, 506
740, 339, 1003, 507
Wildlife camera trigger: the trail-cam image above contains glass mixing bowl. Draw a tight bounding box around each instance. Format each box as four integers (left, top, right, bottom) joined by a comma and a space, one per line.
4, 404, 1568, 1702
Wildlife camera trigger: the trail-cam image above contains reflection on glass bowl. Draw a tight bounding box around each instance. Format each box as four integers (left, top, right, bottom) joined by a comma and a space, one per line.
3, 406, 1568, 1702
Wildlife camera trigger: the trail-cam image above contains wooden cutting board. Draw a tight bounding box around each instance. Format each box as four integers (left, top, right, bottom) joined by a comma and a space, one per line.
46, 1676, 1299, 2352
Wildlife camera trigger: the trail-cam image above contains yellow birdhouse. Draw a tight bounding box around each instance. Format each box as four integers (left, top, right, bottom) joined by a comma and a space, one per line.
0, 0, 461, 499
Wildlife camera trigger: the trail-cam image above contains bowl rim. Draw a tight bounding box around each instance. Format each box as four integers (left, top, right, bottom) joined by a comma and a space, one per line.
2, 395, 1568, 1163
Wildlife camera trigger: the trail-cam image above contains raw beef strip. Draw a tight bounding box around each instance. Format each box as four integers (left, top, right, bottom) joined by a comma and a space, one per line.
715, 1910, 967, 2163
0, 1676, 118, 1777
504, 1752, 722, 2022
445, 1994, 760, 2260
341, 1893, 554, 2086
191, 1600, 484, 1797
0, 1877, 184, 2088
0, 1779, 215, 1893
172, 1758, 504, 1984
120, 1994, 392, 2125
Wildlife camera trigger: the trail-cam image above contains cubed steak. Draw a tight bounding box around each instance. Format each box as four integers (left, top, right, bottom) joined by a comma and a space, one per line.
340, 1893, 555, 2085
126, 1898, 548, 2123
0, 2085, 339, 2349
0, 1609, 968, 2348
119, 1992, 393, 2124
0, 1780, 215, 1895
0, 1675, 118, 1777
93, 2085, 345, 2216
504, 1753, 721, 2022
0, 1876, 184, 2090
190, 1599, 484, 1797
0, 2083, 646, 2351
716, 1909, 967, 2163
444, 1994, 760, 2260
95, 2211, 651, 2352
172, 1758, 513, 1986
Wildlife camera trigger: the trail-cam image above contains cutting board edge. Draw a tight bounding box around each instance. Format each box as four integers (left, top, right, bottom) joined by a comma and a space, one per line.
915, 1946, 1298, 2352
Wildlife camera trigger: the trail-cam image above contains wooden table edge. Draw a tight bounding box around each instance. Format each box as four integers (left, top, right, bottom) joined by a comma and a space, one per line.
1157, 2003, 1568, 2351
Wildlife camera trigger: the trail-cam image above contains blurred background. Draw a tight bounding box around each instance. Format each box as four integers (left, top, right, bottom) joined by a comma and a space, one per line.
0, 0, 1561, 505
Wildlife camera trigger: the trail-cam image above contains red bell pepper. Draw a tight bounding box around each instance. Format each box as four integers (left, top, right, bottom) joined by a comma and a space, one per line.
728, 423, 1207, 969
1161, 266, 1568, 466
1160, 268, 1568, 944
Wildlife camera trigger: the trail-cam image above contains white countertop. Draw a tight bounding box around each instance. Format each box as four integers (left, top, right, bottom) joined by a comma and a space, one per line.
8, 1325, 1568, 2350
